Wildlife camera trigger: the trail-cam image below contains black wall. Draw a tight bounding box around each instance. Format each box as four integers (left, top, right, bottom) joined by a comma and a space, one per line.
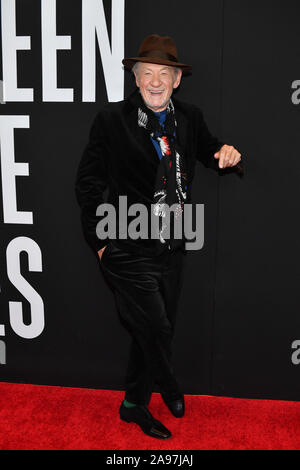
0, 0, 299, 400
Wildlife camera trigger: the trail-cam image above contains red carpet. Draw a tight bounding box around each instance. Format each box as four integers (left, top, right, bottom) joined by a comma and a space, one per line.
0, 382, 299, 450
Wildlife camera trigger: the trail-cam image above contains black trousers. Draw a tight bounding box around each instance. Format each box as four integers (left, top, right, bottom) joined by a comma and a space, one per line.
99, 241, 186, 406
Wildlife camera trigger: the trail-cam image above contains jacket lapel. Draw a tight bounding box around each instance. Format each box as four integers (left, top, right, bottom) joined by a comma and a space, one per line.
173, 98, 188, 154
125, 90, 161, 167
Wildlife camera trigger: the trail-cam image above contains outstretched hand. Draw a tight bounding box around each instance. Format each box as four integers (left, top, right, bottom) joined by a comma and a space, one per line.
214, 144, 242, 169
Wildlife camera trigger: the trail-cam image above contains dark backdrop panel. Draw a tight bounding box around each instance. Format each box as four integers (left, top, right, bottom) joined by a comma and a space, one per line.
123, 0, 224, 394
0, 0, 130, 389
0, 0, 299, 401
0, 0, 224, 394
212, 0, 300, 400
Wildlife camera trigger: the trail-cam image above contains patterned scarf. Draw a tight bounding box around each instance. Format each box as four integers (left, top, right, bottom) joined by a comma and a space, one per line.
137, 92, 188, 250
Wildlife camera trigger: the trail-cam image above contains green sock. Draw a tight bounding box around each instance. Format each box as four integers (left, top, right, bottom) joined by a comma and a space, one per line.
123, 399, 136, 408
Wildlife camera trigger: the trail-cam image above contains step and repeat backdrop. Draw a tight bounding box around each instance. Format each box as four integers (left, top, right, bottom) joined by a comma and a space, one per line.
0, 0, 299, 400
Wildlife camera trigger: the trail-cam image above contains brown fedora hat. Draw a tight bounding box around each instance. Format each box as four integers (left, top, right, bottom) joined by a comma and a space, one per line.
122, 34, 192, 73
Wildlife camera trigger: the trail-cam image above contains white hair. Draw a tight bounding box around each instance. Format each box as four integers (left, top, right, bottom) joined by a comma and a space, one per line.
132, 61, 181, 80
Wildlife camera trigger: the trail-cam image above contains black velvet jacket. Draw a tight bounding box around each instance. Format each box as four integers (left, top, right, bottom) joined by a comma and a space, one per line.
75, 89, 230, 258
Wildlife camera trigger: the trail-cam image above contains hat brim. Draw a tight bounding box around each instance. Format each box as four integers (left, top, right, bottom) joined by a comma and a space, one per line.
122, 57, 192, 74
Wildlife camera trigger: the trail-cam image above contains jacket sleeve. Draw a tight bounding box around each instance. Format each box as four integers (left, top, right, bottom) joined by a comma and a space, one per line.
195, 107, 244, 175
195, 107, 224, 172
75, 112, 109, 256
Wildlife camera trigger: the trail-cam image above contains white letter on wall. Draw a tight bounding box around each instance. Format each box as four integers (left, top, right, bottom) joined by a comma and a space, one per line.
0, 116, 33, 224
7, 237, 45, 339
1, 0, 33, 102
41, 0, 73, 101
82, 0, 124, 102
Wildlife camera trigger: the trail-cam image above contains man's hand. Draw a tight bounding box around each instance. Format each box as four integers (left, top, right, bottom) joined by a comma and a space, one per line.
98, 245, 107, 260
214, 144, 242, 169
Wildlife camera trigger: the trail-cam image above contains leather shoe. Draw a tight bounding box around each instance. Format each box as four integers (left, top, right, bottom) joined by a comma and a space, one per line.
119, 402, 172, 439
161, 392, 185, 418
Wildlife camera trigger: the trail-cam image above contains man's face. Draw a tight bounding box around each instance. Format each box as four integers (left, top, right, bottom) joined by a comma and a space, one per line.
134, 62, 182, 112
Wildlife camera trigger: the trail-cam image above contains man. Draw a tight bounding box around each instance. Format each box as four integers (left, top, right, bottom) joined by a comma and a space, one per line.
75, 34, 242, 439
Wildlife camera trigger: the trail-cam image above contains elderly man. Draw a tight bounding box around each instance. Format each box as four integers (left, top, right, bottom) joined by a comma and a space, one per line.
75, 34, 242, 439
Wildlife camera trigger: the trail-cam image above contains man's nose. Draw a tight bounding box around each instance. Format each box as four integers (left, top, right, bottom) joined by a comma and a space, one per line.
150, 74, 162, 87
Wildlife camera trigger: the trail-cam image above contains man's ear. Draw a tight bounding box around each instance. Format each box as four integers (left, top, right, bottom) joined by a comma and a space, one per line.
173, 68, 182, 89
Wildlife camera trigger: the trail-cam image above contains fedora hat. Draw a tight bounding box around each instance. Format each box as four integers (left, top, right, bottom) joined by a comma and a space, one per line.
122, 34, 192, 73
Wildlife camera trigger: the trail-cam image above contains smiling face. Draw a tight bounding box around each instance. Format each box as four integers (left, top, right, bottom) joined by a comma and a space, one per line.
133, 62, 182, 112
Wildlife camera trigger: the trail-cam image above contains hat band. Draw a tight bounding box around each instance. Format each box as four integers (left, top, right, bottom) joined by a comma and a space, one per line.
138, 49, 178, 63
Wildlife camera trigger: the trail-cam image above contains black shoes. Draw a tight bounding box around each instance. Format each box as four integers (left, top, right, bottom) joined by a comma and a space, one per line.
161, 392, 185, 418
119, 392, 184, 438
119, 402, 172, 439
